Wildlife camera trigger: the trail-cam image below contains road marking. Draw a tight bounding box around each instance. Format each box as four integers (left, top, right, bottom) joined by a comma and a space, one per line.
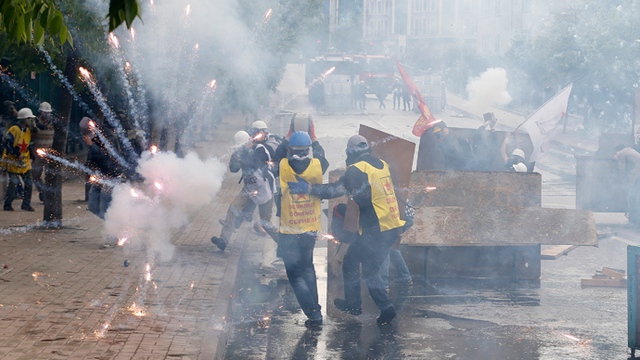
612, 236, 639, 246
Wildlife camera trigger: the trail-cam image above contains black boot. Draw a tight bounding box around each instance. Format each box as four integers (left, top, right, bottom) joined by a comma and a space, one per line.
211, 236, 227, 251
377, 306, 396, 325
334, 298, 362, 315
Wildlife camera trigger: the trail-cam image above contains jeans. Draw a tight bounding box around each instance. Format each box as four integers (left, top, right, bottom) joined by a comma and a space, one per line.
280, 232, 322, 321
5, 171, 33, 208
380, 247, 412, 288
220, 191, 274, 242
342, 227, 399, 311
88, 184, 112, 219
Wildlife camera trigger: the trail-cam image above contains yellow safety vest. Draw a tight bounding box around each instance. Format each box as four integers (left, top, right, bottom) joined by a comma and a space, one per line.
351, 159, 405, 232
279, 158, 323, 234
1, 125, 31, 174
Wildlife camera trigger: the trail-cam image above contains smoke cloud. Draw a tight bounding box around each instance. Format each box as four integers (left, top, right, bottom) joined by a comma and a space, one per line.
466, 67, 512, 113
104, 151, 226, 260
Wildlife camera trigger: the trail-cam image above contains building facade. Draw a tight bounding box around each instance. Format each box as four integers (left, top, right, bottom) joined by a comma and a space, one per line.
354, 0, 543, 56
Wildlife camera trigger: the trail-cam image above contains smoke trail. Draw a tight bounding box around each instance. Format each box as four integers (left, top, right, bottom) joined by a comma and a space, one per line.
78, 67, 138, 162
38, 47, 96, 117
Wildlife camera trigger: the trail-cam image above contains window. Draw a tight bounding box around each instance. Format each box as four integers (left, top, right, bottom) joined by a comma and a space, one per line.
495, 0, 501, 17
428, 0, 437, 12
494, 34, 501, 53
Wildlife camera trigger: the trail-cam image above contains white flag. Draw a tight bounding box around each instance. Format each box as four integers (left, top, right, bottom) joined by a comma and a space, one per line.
520, 84, 573, 162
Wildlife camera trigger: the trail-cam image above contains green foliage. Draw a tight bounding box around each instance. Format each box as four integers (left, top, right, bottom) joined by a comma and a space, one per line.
507, 0, 640, 127
0, 0, 73, 46
108, 0, 141, 32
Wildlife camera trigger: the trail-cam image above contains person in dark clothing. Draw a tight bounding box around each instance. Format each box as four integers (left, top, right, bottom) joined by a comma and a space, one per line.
437, 125, 472, 171
416, 120, 471, 171
288, 134, 405, 325
211, 127, 277, 251
277, 131, 329, 328
469, 113, 501, 171
273, 113, 325, 168
80, 117, 126, 220
402, 86, 411, 111
416, 122, 446, 171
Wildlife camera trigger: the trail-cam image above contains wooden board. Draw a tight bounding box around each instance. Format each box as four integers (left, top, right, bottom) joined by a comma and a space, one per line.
402, 206, 598, 246
541, 245, 577, 260
581, 278, 627, 288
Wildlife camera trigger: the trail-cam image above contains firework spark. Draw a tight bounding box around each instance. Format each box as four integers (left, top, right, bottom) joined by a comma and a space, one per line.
108, 33, 120, 49
264, 8, 273, 22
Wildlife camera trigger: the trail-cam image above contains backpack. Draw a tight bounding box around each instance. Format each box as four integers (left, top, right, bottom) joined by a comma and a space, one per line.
264, 134, 283, 158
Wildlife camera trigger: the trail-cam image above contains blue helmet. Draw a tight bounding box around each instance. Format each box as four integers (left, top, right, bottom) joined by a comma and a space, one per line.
289, 131, 312, 149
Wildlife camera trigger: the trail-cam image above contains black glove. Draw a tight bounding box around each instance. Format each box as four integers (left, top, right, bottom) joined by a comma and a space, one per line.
288, 177, 310, 194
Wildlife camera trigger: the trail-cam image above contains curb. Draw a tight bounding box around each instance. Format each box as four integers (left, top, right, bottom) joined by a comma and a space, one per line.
199, 232, 248, 359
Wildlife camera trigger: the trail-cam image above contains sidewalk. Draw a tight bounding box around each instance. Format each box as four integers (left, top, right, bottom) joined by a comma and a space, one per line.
0, 119, 252, 359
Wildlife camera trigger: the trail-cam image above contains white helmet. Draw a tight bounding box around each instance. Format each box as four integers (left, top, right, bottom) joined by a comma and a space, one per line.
233, 131, 250, 146
17, 108, 35, 119
512, 162, 528, 172
511, 148, 525, 159
251, 120, 268, 130
38, 102, 52, 113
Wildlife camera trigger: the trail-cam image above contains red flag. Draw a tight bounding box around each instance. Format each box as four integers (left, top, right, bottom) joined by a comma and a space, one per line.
395, 59, 438, 136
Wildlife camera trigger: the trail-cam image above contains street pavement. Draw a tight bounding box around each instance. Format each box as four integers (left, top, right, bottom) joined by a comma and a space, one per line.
0, 89, 630, 360
0, 119, 255, 359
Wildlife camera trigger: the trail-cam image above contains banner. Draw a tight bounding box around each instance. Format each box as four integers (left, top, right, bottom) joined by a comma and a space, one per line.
395, 59, 437, 137
520, 83, 573, 162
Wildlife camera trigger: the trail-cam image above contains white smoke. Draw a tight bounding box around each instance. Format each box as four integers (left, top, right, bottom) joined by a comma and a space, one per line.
466, 67, 512, 113
104, 151, 226, 260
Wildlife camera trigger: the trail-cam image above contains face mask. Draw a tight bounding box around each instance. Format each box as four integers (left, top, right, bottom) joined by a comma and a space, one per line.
288, 148, 311, 161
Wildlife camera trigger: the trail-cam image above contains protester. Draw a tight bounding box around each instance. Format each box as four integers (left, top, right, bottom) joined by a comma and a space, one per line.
288, 134, 404, 325
80, 117, 126, 220
31, 102, 54, 202
2, 108, 36, 211
501, 133, 528, 172
211, 126, 277, 251
392, 80, 402, 110
277, 131, 329, 328
273, 113, 326, 168
468, 112, 501, 171
435, 121, 472, 171
614, 144, 640, 225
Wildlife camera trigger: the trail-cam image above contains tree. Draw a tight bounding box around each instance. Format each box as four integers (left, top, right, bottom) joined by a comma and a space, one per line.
0, 0, 141, 47
506, 0, 640, 130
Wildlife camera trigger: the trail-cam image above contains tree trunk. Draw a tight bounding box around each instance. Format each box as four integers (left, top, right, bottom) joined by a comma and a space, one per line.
43, 51, 78, 227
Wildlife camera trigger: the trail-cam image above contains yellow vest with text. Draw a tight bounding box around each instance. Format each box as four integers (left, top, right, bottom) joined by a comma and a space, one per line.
279, 158, 323, 234
1, 125, 31, 174
351, 159, 405, 232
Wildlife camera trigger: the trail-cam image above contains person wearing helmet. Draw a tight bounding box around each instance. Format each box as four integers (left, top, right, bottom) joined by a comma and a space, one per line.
276, 131, 329, 328
32, 102, 54, 202
2, 108, 36, 211
273, 113, 324, 168
211, 127, 278, 251
288, 134, 404, 325
500, 132, 530, 172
